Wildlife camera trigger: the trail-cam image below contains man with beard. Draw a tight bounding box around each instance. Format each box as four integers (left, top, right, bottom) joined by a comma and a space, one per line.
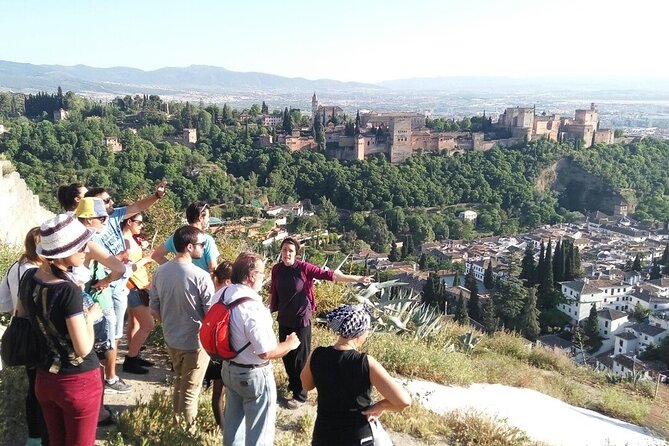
149, 225, 215, 424
152, 201, 219, 275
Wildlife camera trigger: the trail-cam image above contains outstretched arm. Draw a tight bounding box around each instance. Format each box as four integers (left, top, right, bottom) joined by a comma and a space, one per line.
125, 179, 167, 217
332, 270, 373, 285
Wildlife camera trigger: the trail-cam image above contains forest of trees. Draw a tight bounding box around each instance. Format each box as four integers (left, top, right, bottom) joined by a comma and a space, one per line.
2, 90, 669, 256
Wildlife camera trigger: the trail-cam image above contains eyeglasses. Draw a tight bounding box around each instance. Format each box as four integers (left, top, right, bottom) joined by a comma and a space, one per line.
198, 203, 210, 215
95, 216, 108, 223
102, 197, 113, 204
131, 220, 144, 225
192, 242, 205, 248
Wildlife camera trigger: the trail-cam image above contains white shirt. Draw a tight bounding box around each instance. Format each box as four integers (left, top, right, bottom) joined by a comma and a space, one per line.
222, 283, 278, 365
0, 261, 39, 313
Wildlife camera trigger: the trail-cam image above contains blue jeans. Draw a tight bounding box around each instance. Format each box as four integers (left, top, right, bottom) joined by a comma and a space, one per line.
109, 277, 129, 340
221, 362, 276, 446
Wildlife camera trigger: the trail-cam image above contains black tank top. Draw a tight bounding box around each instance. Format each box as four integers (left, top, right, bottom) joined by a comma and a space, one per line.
310, 346, 374, 446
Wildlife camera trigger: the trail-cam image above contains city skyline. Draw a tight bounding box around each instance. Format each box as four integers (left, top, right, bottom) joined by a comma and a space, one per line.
2, 0, 668, 84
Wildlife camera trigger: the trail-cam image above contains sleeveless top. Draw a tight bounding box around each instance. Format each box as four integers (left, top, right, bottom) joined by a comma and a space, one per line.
310, 346, 373, 446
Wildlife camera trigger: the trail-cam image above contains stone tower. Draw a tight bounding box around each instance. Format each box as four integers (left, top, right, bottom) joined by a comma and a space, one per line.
311, 92, 318, 122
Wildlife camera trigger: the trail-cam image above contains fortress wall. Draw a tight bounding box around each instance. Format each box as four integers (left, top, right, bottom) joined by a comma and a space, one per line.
0, 160, 54, 248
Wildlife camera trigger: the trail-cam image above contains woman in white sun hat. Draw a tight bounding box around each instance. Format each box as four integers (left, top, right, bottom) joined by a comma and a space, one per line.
20, 214, 104, 446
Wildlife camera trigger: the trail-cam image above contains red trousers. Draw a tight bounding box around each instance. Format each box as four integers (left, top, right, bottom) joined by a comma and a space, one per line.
36, 368, 102, 446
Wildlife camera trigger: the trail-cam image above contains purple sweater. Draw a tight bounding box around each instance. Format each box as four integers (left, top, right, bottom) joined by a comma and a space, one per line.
269, 260, 334, 327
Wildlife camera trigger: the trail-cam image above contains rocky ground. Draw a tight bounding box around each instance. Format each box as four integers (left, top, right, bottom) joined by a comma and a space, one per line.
97, 344, 429, 445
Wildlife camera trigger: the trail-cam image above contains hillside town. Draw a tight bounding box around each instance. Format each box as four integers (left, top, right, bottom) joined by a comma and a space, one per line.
222, 193, 669, 383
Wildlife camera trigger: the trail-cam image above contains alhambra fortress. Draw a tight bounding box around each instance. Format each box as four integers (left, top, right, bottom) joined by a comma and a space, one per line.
270, 95, 614, 163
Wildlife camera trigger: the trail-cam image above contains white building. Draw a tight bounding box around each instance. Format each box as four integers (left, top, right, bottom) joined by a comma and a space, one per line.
559, 279, 630, 324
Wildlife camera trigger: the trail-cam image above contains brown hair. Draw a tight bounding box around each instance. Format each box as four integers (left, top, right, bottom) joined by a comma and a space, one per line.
213, 260, 233, 285
280, 237, 301, 253
231, 252, 263, 284
19, 227, 43, 265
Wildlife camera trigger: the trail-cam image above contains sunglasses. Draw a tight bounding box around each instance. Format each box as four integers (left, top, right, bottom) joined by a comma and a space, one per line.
95, 216, 108, 223
102, 197, 113, 204
192, 242, 205, 248
198, 204, 209, 215
131, 220, 144, 225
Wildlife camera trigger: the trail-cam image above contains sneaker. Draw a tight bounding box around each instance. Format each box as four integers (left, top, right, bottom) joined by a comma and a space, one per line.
104, 377, 132, 394
135, 356, 154, 367
285, 399, 303, 410
123, 356, 149, 375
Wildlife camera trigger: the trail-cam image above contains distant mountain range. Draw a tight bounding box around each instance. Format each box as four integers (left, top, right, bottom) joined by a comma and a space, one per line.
0, 60, 382, 96
1, 60, 668, 99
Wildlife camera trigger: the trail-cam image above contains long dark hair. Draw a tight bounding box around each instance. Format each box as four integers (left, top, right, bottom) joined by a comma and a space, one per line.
56, 183, 85, 211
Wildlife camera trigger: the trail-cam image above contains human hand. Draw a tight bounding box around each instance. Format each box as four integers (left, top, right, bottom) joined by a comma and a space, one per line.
361, 402, 385, 422
286, 332, 301, 350
86, 303, 103, 323
360, 276, 373, 285
92, 277, 111, 290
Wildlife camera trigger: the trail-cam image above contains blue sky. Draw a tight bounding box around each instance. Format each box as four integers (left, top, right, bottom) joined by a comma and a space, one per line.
2, 0, 667, 83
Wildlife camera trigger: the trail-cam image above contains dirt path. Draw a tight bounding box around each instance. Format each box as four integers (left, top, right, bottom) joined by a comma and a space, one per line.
97, 345, 431, 446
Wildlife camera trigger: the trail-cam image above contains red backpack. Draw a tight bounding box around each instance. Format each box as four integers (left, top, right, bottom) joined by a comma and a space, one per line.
200, 293, 253, 360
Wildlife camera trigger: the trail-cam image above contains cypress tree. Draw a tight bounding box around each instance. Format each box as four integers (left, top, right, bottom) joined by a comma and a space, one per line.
632, 254, 642, 272
573, 246, 582, 277
650, 261, 662, 280
389, 241, 399, 262
520, 243, 536, 287
455, 292, 469, 325
481, 299, 498, 334
584, 304, 601, 352
537, 241, 545, 286
452, 270, 460, 287
465, 269, 481, 321
553, 239, 564, 284
484, 261, 495, 290
662, 244, 669, 266
520, 287, 541, 340
564, 240, 574, 281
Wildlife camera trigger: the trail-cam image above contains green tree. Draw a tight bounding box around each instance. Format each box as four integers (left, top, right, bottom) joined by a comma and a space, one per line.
650, 261, 662, 280
389, 241, 400, 262
583, 304, 602, 352
455, 292, 469, 325
632, 254, 642, 272
552, 239, 564, 284
452, 270, 460, 287
481, 299, 499, 334
484, 262, 495, 290
492, 276, 526, 330
282, 107, 293, 134
519, 243, 536, 287
520, 287, 541, 340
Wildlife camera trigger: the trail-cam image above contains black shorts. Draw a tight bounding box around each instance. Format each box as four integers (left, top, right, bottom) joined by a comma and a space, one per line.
204, 359, 222, 383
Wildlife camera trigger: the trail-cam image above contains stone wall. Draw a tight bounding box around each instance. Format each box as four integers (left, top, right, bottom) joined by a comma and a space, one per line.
0, 160, 54, 248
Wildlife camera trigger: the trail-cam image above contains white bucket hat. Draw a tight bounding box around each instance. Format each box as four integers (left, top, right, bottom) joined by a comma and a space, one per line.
36, 214, 96, 259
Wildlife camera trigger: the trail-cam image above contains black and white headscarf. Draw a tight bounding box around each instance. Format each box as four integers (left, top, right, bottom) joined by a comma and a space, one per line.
325, 304, 371, 339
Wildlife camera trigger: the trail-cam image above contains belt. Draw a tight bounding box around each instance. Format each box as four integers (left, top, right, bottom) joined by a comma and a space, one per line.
229, 361, 269, 369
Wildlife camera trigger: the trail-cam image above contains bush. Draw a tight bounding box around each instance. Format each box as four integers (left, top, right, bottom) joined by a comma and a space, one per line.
0, 366, 28, 442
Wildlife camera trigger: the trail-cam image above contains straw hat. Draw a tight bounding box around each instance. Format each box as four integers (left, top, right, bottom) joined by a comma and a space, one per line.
74, 197, 107, 219
36, 214, 96, 259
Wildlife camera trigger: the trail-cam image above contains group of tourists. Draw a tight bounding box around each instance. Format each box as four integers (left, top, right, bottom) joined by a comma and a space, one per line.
1, 180, 411, 446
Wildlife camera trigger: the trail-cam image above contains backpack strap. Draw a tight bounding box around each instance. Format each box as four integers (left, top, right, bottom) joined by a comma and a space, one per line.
225, 291, 254, 355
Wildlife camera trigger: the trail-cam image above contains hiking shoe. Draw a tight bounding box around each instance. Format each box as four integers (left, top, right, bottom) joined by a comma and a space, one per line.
135, 356, 154, 367
123, 356, 149, 375
285, 399, 303, 410
104, 377, 132, 394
